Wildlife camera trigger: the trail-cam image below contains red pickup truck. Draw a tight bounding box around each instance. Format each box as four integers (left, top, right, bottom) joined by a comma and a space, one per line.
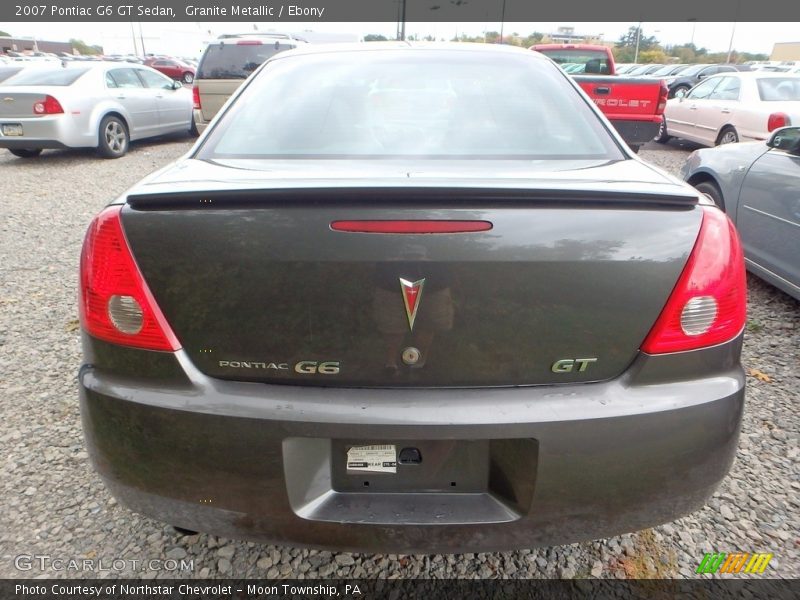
531, 44, 668, 152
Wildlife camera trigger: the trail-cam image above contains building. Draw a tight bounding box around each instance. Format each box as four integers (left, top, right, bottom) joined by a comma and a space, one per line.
771, 42, 800, 61
0, 37, 75, 55
541, 27, 610, 47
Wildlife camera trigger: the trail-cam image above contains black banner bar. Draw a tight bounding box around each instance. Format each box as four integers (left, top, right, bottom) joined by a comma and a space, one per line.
4, 0, 800, 22
3, 579, 800, 600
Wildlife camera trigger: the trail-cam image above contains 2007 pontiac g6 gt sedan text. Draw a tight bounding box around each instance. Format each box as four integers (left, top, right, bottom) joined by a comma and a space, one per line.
78, 43, 747, 553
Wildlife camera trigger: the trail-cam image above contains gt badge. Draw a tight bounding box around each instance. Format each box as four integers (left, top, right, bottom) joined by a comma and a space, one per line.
399, 278, 425, 331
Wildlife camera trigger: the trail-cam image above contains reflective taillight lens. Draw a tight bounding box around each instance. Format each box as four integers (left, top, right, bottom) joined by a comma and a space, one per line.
767, 112, 790, 132
79, 206, 180, 351
657, 80, 669, 113
33, 95, 64, 115
192, 84, 201, 110
640, 206, 746, 354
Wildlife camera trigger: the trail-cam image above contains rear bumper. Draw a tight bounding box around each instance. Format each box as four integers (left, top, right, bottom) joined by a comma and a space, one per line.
0, 115, 92, 149
79, 337, 744, 553
609, 118, 661, 147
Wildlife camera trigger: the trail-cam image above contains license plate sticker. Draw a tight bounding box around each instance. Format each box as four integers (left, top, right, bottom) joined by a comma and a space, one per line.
346, 444, 397, 473
1, 124, 23, 136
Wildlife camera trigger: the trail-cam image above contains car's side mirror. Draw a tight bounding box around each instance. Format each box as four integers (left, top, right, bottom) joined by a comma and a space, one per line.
675, 89, 687, 100
172, 80, 183, 90
767, 126, 800, 154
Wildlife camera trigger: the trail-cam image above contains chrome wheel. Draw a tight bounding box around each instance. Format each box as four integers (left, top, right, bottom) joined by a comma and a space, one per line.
183, 72, 194, 84
105, 121, 127, 154
719, 130, 739, 145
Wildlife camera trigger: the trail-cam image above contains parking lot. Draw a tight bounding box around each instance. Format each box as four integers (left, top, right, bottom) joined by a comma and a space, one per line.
0, 137, 797, 579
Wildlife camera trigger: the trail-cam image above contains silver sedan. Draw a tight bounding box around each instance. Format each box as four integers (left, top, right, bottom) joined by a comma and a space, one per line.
683, 126, 800, 300
0, 62, 194, 159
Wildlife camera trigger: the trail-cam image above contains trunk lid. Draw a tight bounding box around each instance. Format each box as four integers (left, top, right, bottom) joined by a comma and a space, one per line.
0, 89, 51, 118
121, 159, 701, 388
574, 76, 665, 120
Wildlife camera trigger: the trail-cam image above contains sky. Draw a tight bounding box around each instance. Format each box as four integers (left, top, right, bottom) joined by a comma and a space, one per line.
1, 21, 798, 59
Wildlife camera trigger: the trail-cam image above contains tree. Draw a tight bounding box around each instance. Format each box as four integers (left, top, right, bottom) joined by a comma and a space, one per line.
69, 38, 102, 55
617, 25, 659, 52
364, 34, 388, 42
0, 30, 11, 37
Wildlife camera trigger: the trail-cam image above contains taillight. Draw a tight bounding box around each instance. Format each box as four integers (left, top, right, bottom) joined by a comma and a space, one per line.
640, 206, 746, 354
192, 84, 201, 110
657, 80, 669, 113
33, 95, 63, 115
79, 206, 180, 351
767, 112, 790, 132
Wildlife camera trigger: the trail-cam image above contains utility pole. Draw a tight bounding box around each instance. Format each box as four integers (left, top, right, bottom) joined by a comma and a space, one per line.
499, 0, 507, 44
726, 22, 737, 63
129, 22, 138, 55
138, 22, 146, 56
633, 22, 642, 63
400, 0, 406, 41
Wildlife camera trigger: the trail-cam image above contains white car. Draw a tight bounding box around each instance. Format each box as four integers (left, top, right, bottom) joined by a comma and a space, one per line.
656, 72, 800, 147
0, 62, 194, 159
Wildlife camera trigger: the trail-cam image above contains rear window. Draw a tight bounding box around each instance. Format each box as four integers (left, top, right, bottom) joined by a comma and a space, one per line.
535, 49, 610, 75
5, 67, 90, 86
757, 77, 800, 101
0, 67, 23, 83
197, 42, 295, 79
199, 50, 622, 160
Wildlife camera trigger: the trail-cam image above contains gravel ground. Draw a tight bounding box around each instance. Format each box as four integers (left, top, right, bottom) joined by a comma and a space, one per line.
0, 137, 797, 580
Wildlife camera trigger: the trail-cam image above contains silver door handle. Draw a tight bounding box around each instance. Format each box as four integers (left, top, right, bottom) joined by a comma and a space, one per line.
115, 95, 126, 100
689, 105, 697, 110
721, 109, 731, 114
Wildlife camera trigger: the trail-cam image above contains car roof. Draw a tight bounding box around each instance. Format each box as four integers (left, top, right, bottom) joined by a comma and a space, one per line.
271, 41, 549, 62
707, 71, 800, 79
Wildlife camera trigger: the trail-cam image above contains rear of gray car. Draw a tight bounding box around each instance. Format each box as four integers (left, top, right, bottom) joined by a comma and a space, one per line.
78, 44, 747, 553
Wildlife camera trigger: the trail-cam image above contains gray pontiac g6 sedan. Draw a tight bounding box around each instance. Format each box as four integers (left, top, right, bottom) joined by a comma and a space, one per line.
78, 43, 747, 553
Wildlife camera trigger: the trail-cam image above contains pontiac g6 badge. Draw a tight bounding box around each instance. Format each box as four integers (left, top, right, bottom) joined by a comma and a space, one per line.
399, 278, 425, 331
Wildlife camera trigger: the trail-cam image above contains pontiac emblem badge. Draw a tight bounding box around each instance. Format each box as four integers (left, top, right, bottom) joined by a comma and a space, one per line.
399, 278, 425, 331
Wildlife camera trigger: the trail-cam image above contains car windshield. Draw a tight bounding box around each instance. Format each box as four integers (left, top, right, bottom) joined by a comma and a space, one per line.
197, 42, 294, 79
652, 65, 685, 76
5, 67, 90, 86
757, 77, 800, 101
199, 50, 622, 160
679, 64, 710, 77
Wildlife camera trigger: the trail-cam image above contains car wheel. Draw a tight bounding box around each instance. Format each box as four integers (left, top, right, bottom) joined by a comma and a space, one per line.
97, 115, 129, 159
189, 118, 199, 138
694, 181, 725, 211
182, 72, 194, 84
717, 127, 739, 146
671, 85, 690, 98
629, 144, 641, 154
654, 115, 672, 144
9, 148, 42, 158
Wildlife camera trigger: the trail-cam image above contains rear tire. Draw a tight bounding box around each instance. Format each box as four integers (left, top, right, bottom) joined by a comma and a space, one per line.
654, 115, 671, 144
694, 181, 725, 211
189, 118, 199, 138
182, 72, 194, 84
97, 115, 129, 159
716, 127, 739, 146
629, 144, 641, 154
9, 148, 42, 158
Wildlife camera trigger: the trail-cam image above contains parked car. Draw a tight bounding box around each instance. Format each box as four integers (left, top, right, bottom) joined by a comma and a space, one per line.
614, 63, 636, 74
665, 63, 738, 97
656, 72, 800, 147
627, 64, 665, 76
145, 57, 196, 83
649, 64, 689, 77
683, 126, 800, 300
78, 43, 746, 553
193, 34, 304, 134
531, 44, 668, 152
0, 62, 194, 159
